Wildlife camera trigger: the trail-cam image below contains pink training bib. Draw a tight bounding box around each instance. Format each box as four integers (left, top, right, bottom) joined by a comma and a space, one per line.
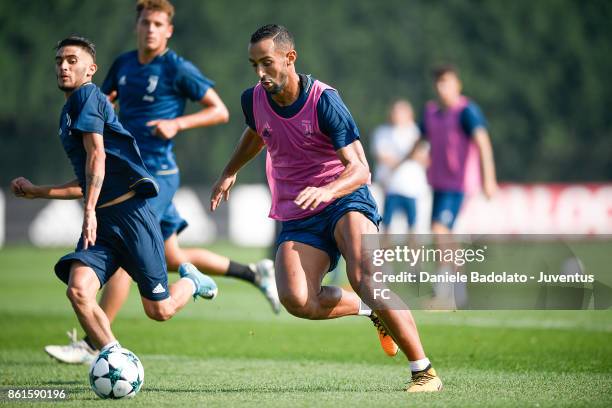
254, 80, 346, 221
424, 96, 481, 194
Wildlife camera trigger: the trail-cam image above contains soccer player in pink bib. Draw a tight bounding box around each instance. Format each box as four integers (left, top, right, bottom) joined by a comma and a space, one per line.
416, 65, 498, 308
420, 65, 498, 233
211, 24, 442, 392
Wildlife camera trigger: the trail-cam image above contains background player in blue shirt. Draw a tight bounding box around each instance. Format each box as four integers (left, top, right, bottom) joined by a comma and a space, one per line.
10, 35, 217, 359
43, 0, 279, 364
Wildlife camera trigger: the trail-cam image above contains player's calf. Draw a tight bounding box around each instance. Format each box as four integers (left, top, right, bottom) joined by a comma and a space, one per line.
65, 263, 117, 348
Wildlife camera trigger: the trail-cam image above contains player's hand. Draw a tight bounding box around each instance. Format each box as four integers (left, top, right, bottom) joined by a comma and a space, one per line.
10, 177, 39, 199
82, 209, 97, 250
483, 179, 498, 200
294, 186, 334, 210
210, 173, 237, 211
107, 90, 118, 108
147, 119, 181, 140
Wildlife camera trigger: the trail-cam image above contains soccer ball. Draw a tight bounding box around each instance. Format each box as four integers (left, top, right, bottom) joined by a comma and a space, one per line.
89, 347, 144, 399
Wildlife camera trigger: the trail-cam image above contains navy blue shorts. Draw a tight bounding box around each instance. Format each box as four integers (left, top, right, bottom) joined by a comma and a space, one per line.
148, 171, 188, 240
382, 193, 417, 228
54, 197, 169, 301
431, 190, 465, 229
275, 185, 381, 272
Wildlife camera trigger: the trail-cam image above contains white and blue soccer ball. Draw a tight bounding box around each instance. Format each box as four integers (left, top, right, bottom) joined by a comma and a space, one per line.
89, 347, 144, 399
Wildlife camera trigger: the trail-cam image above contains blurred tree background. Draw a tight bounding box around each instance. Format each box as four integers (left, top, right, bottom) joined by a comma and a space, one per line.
1, 0, 610, 186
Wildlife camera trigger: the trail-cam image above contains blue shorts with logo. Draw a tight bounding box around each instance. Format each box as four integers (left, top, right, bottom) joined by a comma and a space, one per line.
54, 197, 169, 301
275, 185, 381, 272
431, 190, 465, 229
148, 171, 188, 241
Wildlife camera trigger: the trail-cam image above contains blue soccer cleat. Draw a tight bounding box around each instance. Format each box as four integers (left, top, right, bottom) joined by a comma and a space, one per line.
178, 263, 218, 300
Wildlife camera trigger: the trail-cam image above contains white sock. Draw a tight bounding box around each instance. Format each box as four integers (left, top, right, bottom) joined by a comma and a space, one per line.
181, 277, 197, 295
409, 358, 431, 372
100, 341, 120, 352
358, 300, 372, 316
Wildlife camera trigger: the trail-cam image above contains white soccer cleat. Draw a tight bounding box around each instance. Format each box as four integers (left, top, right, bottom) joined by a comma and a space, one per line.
252, 259, 281, 314
44, 328, 98, 365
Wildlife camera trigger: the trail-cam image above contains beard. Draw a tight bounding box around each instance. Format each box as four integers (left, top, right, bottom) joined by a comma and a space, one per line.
57, 66, 89, 93
265, 72, 288, 95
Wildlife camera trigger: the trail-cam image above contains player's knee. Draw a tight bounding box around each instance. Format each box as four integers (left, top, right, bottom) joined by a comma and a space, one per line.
144, 303, 174, 322
145, 309, 172, 322
281, 297, 321, 319
279, 292, 312, 319
66, 285, 93, 307
285, 304, 317, 319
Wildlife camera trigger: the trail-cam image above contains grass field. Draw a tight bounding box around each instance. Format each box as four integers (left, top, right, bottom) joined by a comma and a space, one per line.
0, 245, 611, 407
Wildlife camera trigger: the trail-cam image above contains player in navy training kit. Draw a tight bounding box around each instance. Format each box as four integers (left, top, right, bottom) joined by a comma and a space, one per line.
42, 0, 279, 365
10, 36, 217, 356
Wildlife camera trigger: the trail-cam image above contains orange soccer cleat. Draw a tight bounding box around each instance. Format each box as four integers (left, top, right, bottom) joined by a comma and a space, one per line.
369, 313, 399, 357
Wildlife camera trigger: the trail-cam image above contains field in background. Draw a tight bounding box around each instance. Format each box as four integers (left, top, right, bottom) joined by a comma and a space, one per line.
0, 245, 611, 407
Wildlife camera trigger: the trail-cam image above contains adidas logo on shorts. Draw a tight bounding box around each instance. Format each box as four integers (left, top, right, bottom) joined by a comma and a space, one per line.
152, 283, 166, 294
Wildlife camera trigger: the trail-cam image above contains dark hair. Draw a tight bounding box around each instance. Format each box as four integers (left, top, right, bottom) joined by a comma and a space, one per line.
250, 24, 294, 50
431, 64, 459, 81
55, 35, 96, 61
136, 0, 175, 21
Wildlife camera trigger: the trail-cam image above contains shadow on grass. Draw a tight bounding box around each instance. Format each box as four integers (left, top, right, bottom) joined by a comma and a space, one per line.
41, 380, 81, 386
145, 384, 399, 393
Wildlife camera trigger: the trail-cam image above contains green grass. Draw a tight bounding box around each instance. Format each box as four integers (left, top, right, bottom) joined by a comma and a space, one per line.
0, 245, 611, 407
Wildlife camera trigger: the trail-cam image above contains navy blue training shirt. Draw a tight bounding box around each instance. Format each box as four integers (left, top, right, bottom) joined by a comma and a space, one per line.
101, 49, 214, 173
241, 74, 360, 150
59, 83, 158, 205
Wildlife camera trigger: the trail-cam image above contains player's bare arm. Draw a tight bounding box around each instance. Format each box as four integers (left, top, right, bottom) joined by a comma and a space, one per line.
10, 177, 82, 199
147, 88, 229, 140
376, 151, 402, 170
407, 139, 430, 167
473, 127, 498, 199
294, 140, 370, 211
210, 126, 265, 211
82, 131, 106, 249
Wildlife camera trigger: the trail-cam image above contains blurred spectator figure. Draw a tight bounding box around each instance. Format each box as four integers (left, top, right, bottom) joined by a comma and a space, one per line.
371, 100, 428, 233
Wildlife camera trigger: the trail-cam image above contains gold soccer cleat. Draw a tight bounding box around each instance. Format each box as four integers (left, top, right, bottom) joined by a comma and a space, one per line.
406, 367, 443, 392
